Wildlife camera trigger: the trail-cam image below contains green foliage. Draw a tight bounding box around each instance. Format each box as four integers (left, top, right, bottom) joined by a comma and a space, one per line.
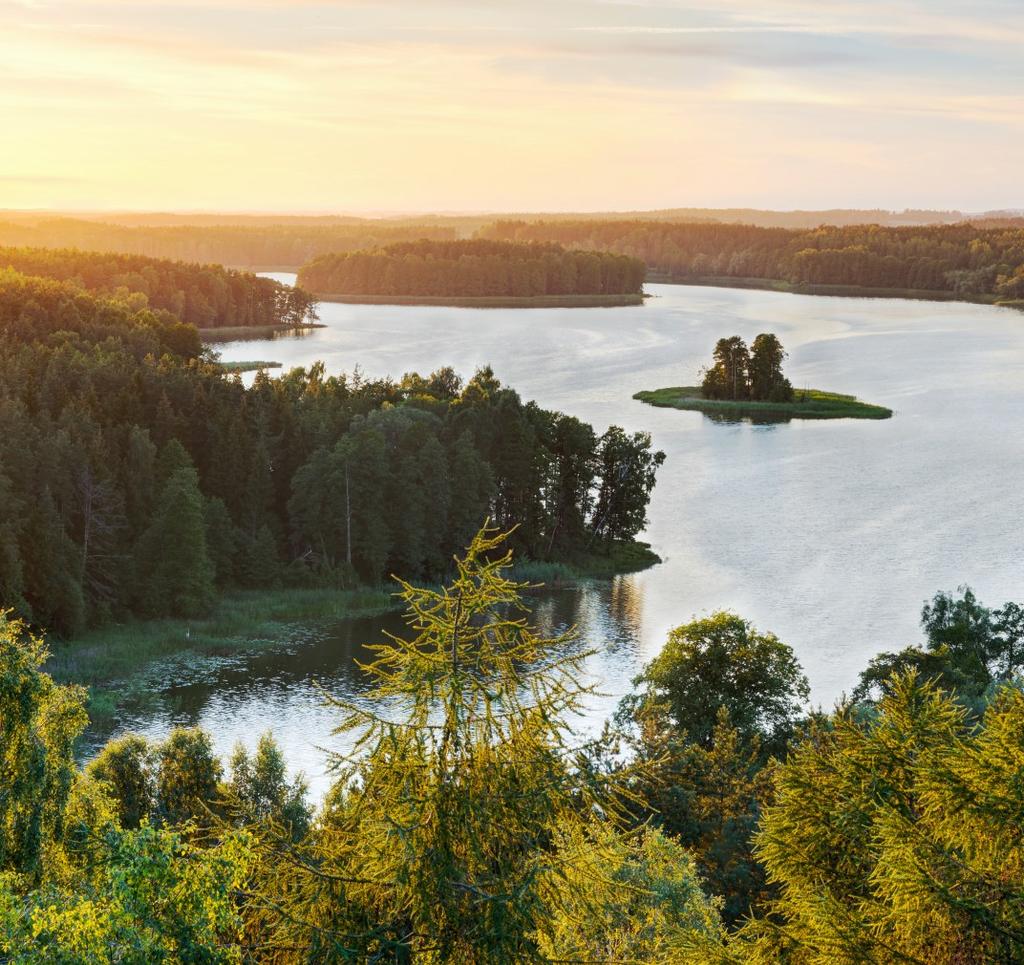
227, 734, 311, 840
635, 386, 893, 421
625, 611, 810, 753
135, 465, 216, 617
749, 333, 794, 403
85, 735, 153, 830
0, 613, 88, 882
537, 823, 723, 962
246, 526, 659, 961
740, 675, 1024, 963
700, 333, 793, 404
619, 705, 772, 926
0, 216, 458, 269
0, 824, 253, 963
702, 336, 751, 401
155, 728, 223, 827
590, 426, 666, 542
1, 253, 663, 630
0, 244, 316, 330
855, 586, 1024, 704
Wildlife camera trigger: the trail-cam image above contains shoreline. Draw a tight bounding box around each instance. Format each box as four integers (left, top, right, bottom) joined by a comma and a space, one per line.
645, 272, 1023, 308
233, 265, 1024, 312
634, 386, 893, 421
50, 542, 661, 727
199, 322, 324, 342
305, 292, 646, 308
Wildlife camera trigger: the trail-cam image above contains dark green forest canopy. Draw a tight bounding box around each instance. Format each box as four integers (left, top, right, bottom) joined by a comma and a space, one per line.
298, 238, 647, 298
0, 245, 316, 329
0, 269, 664, 636
481, 219, 1024, 299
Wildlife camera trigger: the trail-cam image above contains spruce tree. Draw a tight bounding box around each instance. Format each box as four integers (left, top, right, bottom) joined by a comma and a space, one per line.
135, 465, 215, 617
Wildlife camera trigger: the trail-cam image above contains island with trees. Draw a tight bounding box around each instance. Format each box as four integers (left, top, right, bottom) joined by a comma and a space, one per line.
635, 333, 893, 420
297, 238, 647, 307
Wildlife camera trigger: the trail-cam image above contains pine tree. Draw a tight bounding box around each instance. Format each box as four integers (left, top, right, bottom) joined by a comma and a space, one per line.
748, 333, 793, 402
21, 488, 86, 636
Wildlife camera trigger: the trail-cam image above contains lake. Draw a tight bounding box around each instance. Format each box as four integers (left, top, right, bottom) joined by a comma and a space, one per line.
99, 279, 1024, 795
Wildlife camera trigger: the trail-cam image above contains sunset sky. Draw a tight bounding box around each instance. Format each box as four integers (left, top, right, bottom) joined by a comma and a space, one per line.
2, 0, 1022, 213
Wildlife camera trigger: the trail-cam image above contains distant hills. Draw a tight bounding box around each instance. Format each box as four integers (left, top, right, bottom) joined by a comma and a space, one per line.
2, 207, 1023, 232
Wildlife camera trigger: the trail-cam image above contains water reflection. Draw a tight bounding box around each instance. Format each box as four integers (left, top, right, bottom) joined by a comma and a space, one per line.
85, 581, 646, 797
88, 281, 1024, 797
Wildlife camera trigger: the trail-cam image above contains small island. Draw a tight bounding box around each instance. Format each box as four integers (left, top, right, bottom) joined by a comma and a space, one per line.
635, 334, 893, 421
215, 360, 283, 373
297, 238, 647, 307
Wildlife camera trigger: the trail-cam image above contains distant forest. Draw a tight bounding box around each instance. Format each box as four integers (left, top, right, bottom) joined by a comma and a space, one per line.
0, 246, 316, 329
0, 267, 663, 636
0, 218, 458, 269
298, 239, 647, 297
481, 220, 1024, 299
4, 214, 1024, 301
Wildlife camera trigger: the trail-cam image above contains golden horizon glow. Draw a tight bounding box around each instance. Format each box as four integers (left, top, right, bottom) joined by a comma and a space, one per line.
2, 0, 1023, 213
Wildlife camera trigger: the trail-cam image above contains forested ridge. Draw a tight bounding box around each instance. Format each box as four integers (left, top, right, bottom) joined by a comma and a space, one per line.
0, 267, 663, 636
8, 215, 1024, 301
0, 246, 316, 330
482, 219, 1024, 299
0, 218, 458, 270
298, 238, 647, 298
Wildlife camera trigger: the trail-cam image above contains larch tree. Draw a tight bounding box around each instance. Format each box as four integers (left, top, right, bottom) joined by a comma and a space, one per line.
736, 674, 1024, 964
243, 526, 703, 962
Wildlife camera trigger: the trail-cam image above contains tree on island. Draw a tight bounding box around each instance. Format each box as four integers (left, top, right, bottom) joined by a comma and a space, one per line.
749, 333, 794, 402
701, 333, 794, 403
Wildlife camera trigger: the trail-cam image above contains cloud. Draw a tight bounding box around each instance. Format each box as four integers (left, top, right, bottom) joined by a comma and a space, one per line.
2, 0, 1022, 210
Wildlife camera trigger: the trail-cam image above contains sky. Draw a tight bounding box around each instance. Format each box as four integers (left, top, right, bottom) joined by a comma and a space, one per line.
1, 0, 1022, 213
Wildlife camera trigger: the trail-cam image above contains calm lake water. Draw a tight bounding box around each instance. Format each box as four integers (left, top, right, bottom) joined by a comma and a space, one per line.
93, 279, 1024, 795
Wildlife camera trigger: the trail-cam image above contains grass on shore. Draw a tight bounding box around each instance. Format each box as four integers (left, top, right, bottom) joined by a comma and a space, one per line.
199, 323, 324, 342
634, 386, 893, 421
513, 540, 661, 584
215, 360, 282, 373
996, 299, 1024, 312
50, 540, 661, 727
46, 586, 397, 718
310, 292, 645, 309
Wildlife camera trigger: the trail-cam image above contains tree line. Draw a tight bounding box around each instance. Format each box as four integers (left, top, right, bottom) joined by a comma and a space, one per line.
0, 218, 459, 270
701, 333, 794, 402
0, 245, 316, 330
297, 239, 647, 297
2, 532, 1021, 961
481, 219, 1024, 298
0, 268, 663, 636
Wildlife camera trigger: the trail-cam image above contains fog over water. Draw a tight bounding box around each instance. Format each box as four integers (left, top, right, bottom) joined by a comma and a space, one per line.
90, 279, 1024, 795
